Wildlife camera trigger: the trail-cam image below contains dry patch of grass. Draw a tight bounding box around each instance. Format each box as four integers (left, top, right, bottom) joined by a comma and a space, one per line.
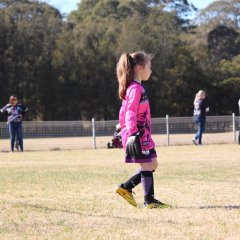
0, 144, 240, 239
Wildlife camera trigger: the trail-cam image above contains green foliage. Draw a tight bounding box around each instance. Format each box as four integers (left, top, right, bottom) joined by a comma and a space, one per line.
0, 0, 62, 120
0, 0, 239, 120
220, 56, 240, 77
208, 25, 240, 62
217, 56, 240, 113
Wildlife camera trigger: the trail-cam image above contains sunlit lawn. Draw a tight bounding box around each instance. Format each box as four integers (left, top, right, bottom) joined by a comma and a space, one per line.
0, 144, 240, 239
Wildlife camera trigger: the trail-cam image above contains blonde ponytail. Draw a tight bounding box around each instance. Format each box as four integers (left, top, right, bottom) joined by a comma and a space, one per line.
116, 53, 133, 100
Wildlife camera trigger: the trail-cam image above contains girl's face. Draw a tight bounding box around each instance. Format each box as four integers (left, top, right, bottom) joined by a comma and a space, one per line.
199, 93, 206, 99
136, 60, 152, 81
13, 99, 18, 106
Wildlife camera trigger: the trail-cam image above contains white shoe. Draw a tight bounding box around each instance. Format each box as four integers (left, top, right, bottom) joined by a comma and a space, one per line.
192, 139, 198, 146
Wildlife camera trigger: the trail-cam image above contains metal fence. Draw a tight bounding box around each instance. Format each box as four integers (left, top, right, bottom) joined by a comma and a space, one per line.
0, 114, 239, 151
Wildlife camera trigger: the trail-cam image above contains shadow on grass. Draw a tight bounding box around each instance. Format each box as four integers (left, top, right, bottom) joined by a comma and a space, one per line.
177, 205, 240, 210
199, 205, 240, 210
12, 202, 88, 215
4, 200, 240, 213
4, 201, 147, 222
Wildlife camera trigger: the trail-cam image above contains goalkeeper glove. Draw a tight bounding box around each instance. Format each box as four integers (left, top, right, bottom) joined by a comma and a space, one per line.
126, 132, 143, 158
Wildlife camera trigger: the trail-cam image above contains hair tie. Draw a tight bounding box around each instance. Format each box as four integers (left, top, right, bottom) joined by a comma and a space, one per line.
127, 53, 134, 68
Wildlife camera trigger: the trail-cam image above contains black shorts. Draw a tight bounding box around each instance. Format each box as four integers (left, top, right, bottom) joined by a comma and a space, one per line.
125, 148, 157, 163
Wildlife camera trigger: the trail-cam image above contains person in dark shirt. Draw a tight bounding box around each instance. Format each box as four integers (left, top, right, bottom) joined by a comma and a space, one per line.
193, 90, 209, 146
1, 95, 28, 152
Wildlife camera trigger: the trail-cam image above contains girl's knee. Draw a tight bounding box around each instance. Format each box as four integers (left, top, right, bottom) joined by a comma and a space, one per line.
153, 162, 158, 170
152, 158, 158, 170
140, 162, 153, 171
140, 158, 158, 171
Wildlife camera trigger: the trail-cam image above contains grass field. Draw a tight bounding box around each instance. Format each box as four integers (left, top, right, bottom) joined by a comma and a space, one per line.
0, 144, 240, 240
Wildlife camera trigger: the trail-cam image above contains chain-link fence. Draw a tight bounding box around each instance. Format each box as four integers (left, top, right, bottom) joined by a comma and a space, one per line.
0, 115, 239, 151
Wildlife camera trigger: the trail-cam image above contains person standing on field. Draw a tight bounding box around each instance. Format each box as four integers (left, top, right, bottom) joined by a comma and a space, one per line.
1, 95, 28, 152
115, 51, 170, 209
193, 90, 209, 146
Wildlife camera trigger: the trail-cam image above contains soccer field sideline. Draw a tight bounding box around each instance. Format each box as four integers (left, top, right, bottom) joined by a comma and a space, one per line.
0, 131, 236, 152
0, 144, 239, 239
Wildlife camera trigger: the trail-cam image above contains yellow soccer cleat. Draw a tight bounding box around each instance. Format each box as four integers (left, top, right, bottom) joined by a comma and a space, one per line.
116, 185, 137, 207
145, 199, 171, 209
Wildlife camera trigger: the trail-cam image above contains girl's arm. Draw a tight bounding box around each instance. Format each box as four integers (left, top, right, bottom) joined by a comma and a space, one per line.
201, 99, 206, 109
0, 105, 10, 116
125, 86, 141, 136
200, 99, 209, 114
21, 105, 29, 115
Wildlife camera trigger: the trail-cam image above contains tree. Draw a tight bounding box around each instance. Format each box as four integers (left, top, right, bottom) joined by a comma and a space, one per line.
0, 0, 63, 120
197, 0, 240, 30
1, 0, 238, 120
69, 0, 185, 118
208, 25, 240, 62
218, 56, 240, 114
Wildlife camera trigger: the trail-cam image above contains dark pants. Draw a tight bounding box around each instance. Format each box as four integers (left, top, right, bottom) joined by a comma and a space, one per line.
194, 115, 206, 145
9, 122, 23, 152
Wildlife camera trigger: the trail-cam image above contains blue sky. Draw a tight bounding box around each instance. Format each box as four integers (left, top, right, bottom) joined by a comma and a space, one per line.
43, 0, 79, 13
190, 0, 214, 9
42, 0, 215, 14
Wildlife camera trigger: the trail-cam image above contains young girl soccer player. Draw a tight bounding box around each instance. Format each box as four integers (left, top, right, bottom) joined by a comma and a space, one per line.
115, 51, 170, 209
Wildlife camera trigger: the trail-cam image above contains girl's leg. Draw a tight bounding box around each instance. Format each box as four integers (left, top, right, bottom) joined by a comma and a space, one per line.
122, 158, 158, 192
195, 131, 199, 141
16, 122, 23, 151
121, 168, 142, 191
150, 158, 158, 202
116, 161, 154, 207
9, 123, 15, 152
140, 160, 170, 208
198, 117, 206, 145
196, 121, 201, 141
193, 116, 200, 142
152, 158, 158, 171
116, 165, 142, 207
140, 162, 154, 204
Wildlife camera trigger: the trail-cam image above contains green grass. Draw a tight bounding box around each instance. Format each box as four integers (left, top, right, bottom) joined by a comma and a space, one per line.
0, 144, 240, 239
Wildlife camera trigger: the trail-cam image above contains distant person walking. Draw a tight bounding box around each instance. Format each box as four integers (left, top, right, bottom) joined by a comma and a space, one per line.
193, 90, 209, 146
1, 95, 28, 152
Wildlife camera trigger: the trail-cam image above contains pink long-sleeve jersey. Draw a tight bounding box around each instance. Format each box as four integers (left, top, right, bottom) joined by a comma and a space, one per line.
119, 81, 155, 150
